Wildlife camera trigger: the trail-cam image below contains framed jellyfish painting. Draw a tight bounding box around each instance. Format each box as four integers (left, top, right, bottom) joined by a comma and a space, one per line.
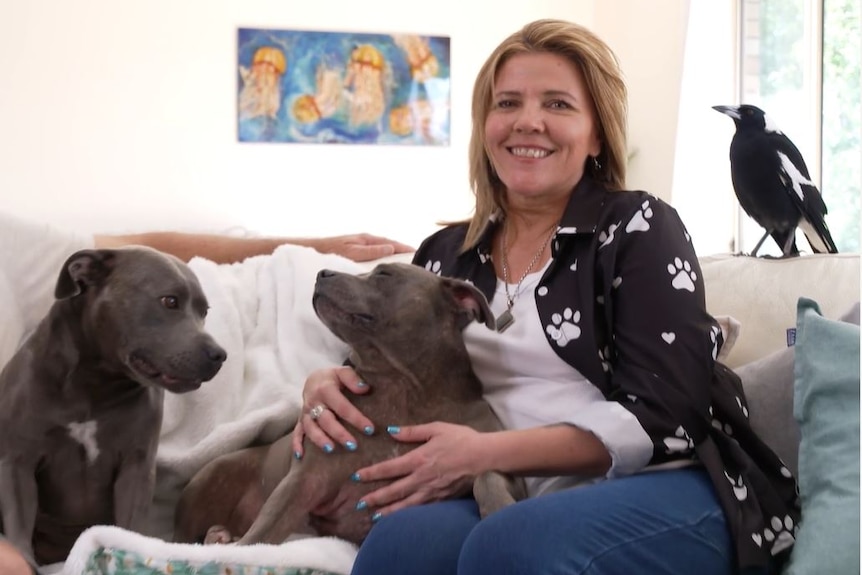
237, 27, 451, 146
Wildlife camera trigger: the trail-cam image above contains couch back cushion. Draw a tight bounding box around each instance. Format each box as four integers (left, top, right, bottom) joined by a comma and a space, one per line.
700, 254, 860, 368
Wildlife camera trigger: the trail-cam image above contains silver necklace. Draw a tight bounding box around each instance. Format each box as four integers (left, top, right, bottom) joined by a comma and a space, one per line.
496, 222, 557, 333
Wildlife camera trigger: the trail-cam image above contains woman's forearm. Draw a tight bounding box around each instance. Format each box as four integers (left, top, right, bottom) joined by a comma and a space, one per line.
94, 232, 313, 263
478, 424, 612, 479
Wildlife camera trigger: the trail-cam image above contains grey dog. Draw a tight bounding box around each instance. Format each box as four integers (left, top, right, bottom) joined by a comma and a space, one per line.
0, 246, 226, 566
174, 262, 524, 546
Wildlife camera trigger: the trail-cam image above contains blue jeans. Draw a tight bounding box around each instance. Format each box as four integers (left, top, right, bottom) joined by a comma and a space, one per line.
351, 468, 768, 575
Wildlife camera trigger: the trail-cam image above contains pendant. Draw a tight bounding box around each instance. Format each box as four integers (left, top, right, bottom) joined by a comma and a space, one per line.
496, 309, 515, 333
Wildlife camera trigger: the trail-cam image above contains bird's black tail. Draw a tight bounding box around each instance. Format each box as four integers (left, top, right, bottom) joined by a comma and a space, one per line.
799, 218, 839, 253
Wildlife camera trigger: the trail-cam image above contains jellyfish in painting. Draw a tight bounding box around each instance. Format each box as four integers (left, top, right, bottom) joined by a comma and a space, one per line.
389, 99, 436, 142
392, 34, 439, 83
292, 64, 345, 123
238, 46, 287, 120
343, 44, 388, 129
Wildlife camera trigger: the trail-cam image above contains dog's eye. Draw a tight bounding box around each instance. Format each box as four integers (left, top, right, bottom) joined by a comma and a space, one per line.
373, 269, 391, 277
161, 296, 179, 310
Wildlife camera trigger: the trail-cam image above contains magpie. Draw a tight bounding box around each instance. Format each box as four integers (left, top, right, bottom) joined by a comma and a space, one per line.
712, 104, 838, 257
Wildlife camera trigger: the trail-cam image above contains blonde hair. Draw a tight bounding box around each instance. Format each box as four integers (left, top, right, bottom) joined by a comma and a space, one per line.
461, 19, 628, 249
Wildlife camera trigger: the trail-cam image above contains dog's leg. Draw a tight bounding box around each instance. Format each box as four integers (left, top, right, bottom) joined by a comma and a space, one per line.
174, 447, 270, 544
473, 471, 525, 518
236, 471, 311, 545
0, 462, 38, 561
112, 450, 157, 532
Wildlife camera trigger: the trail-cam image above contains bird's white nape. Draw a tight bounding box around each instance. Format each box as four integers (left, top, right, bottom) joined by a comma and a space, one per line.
763, 113, 784, 134
777, 151, 816, 201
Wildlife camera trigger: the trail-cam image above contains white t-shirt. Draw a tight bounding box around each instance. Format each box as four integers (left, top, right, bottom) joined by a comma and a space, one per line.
463, 263, 653, 497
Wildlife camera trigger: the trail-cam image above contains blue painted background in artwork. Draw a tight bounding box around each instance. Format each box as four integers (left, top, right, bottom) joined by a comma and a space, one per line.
237, 28, 451, 145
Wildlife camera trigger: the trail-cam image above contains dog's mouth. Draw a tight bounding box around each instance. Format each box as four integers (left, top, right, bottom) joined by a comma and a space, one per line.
313, 293, 375, 328
128, 353, 203, 393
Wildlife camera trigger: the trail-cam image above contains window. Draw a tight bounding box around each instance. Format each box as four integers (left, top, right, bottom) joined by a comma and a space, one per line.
674, 0, 860, 256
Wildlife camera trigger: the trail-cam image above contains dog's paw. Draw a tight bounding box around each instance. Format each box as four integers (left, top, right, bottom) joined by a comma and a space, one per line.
204, 525, 236, 545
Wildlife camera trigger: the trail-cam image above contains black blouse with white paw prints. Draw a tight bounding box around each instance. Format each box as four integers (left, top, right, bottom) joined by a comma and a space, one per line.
412, 176, 800, 571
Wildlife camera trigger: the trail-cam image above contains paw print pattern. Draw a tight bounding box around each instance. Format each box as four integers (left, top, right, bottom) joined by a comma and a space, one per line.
709, 325, 721, 360
735, 396, 749, 419
598, 222, 621, 249
424, 260, 442, 275
598, 346, 612, 373
626, 200, 654, 233
663, 426, 693, 454
667, 257, 697, 292
708, 405, 734, 435
545, 308, 581, 346
724, 470, 748, 501
753, 515, 796, 555
711, 416, 733, 436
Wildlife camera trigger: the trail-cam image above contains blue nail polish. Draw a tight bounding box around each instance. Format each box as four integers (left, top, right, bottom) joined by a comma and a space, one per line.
387, 425, 401, 434
350, 472, 361, 482
323, 444, 334, 454
357, 381, 367, 388
345, 441, 357, 452
355, 500, 367, 511
293, 451, 302, 460
371, 512, 383, 523
364, 426, 375, 436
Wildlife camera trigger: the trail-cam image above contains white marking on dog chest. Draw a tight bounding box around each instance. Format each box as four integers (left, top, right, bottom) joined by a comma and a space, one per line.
67, 421, 100, 464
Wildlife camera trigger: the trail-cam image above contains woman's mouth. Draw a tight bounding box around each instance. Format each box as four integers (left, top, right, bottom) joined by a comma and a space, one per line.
508, 147, 551, 159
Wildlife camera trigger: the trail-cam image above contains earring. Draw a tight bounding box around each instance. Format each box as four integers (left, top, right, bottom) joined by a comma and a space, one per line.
592, 155, 602, 173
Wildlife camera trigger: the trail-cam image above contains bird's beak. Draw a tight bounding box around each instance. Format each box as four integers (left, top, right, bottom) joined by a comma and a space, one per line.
712, 105, 741, 120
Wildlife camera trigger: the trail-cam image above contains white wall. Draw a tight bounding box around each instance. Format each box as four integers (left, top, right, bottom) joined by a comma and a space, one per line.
0, 0, 689, 250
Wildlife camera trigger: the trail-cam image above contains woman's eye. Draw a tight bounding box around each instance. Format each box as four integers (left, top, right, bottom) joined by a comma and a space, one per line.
548, 100, 572, 110
161, 296, 179, 310
495, 99, 517, 109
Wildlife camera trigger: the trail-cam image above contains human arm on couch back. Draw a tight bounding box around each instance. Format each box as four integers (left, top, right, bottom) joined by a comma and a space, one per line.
94, 231, 414, 264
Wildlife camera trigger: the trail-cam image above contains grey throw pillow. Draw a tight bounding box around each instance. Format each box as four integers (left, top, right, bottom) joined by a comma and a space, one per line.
734, 300, 861, 479
736, 345, 799, 477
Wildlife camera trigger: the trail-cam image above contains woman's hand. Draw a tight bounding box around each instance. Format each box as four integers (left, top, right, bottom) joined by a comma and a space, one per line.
292, 366, 374, 458
308, 234, 414, 262
350, 422, 486, 519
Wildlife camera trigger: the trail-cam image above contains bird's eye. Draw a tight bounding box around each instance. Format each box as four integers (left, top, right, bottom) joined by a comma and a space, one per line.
161, 295, 179, 310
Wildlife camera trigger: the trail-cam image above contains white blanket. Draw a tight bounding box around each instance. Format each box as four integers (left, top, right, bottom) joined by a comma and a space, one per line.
0, 212, 375, 574
147, 244, 365, 543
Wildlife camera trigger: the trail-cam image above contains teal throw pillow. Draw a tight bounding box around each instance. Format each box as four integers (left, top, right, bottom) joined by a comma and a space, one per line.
784, 298, 860, 574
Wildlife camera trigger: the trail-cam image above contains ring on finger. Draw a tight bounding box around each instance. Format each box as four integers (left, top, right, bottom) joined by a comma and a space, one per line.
309, 404, 327, 421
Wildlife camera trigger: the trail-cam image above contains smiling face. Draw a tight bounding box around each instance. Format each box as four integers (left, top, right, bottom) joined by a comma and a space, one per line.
485, 52, 601, 206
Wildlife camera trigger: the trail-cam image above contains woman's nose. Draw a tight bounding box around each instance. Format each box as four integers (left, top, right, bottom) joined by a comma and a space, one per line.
513, 104, 544, 133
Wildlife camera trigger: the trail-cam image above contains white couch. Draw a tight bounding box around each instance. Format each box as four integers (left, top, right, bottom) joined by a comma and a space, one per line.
1, 208, 858, 574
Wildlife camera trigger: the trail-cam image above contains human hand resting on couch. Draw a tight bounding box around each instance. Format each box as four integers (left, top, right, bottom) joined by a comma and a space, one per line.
94, 231, 414, 263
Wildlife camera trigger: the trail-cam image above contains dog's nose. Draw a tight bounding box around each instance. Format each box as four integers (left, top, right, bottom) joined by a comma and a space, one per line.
205, 344, 227, 365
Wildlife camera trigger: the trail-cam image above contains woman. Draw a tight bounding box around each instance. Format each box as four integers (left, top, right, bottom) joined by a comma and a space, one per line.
292, 19, 799, 574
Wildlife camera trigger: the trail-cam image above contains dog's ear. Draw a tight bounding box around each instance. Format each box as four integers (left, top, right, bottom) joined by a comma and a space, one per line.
55, 249, 117, 299
442, 278, 495, 331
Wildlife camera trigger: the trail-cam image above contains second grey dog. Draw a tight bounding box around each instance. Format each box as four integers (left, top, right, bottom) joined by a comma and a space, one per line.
174, 262, 524, 546
0, 247, 226, 566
